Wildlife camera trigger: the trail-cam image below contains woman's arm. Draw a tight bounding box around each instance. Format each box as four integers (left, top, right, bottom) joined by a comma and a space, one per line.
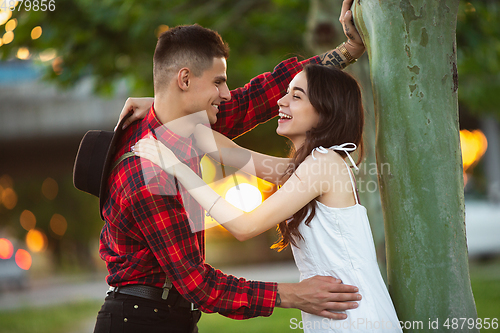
133, 138, 329, 241
193, 124, 290, 185
115, 97, 154, 131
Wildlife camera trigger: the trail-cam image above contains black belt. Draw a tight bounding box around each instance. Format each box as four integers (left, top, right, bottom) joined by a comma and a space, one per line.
107, 284, 197, 310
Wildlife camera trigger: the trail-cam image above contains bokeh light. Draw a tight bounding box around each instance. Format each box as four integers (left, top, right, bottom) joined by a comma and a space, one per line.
0, 174, 13, 188
225, 183, 262, 212
26, 229, 47, 253
39, 48, 57, 62
2, 30, 14, 45
5, 18, 17, 32
155, 24, 169, 38
460, 129, 488, 171
52, 56, 63, 75
2, 187, 18, 209
42, 177, 58, 200
16, 47, 30, 60
201, 156, 217, 183
31, 26, 42, 39
20, 210, 37, 231
0, 10, 12, 26
0, 238, 14, 259
15, 249, 32, 270
50, 213, 68, 237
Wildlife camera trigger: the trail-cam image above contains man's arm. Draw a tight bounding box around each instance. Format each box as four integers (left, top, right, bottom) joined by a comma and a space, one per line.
131, 163, 360, 320
277, 277, 360, 320
115, 0, 364, 133
317, 0, 364, 68
212, 0, 364, 139
193, 124, 290, 185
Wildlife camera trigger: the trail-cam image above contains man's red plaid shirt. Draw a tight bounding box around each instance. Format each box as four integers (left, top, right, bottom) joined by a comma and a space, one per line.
101, 56, 320, 319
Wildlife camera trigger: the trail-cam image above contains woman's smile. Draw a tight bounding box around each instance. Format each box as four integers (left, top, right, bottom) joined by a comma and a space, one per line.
278, 111, 293, 123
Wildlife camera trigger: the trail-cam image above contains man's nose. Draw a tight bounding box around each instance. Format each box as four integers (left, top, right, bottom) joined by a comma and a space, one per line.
220, 84, 231, 102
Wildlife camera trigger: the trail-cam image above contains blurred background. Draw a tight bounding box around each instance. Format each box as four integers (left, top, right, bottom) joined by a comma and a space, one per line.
0, 1, 499, 332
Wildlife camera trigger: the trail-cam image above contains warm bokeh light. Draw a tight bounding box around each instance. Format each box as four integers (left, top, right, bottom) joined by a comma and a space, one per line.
26, 229, 47, 253
16, 47, 30, 60
15, 249, 32, 270
0, 174, 13, 189
460, 129, 488, 171
5, 18, 17, 32
20, 210, 37, 231
0, 238, 14, 260
42, 177, 58, 200
52, 56, 63, 75
201, 156, 217, 183
465, 2, 476, 13
155, 24, 169, 38
31, 26, 42, 39
225, 183, 263, 212
39, 48, 57, 62
2, 30, 14, 44
50, 213, 68, 237
2, 187, 17, 209
0, 10, 12, 26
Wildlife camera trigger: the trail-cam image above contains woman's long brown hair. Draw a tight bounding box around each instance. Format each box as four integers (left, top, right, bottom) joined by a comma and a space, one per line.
272, 64, 365, 251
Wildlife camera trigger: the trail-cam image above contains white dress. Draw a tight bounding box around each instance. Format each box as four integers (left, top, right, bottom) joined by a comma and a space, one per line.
291, 145, 402, 332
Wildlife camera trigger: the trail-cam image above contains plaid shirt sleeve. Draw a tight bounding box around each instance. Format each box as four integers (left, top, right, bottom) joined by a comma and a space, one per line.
212, 56, 321, 139
126, 165, 277, 319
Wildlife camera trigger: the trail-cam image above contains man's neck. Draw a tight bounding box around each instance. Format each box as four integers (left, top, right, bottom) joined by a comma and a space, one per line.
154, 96, 196, 138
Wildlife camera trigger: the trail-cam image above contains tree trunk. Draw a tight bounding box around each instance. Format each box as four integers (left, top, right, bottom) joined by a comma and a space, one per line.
353, 0, 478, 330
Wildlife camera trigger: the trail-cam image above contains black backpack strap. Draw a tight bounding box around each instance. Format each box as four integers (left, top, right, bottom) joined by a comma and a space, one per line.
111, 152, 136, 172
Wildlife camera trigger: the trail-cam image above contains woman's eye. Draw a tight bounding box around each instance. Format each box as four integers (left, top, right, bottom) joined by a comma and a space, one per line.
293, 95, 300, 99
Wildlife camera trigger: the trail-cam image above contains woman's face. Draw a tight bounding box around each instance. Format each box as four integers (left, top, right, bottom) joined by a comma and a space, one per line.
276, 71, 320, 146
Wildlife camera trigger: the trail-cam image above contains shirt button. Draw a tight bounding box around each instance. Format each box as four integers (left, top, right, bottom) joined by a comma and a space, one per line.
124, 318, 128, 322
134, 305, 139, 309
154, 309, 158, 313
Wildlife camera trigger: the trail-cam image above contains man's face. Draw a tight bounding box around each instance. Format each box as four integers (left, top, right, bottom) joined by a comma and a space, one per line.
187, 57, 231, 124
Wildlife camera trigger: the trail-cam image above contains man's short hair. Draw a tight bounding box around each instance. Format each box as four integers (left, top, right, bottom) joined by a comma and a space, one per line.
153, 24, 230, 93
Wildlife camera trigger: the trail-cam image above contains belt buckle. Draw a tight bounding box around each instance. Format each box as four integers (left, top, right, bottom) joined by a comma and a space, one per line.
162, 279, 173, 300
161, 288, 170, 300
107, 286, 117, 296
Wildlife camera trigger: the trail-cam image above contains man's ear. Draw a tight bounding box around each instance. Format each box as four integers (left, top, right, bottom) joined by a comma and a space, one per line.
177, 68, 190, 91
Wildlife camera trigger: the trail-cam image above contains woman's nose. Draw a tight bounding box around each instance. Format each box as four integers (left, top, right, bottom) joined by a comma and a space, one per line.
278, 95, 287, 107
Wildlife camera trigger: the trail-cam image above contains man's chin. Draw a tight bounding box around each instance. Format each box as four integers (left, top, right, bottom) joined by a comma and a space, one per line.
209, 115, 217, 125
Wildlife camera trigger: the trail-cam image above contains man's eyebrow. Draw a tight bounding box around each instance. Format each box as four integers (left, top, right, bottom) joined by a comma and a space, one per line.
214, 75, 227, 82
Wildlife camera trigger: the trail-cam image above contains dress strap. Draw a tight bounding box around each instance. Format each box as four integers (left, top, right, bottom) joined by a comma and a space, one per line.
342, 160, 359, 205
312, 143, 359, 205
311, 143, 359, 171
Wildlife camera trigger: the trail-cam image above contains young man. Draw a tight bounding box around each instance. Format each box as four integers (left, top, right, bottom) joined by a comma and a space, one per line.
95, 3, 366, 333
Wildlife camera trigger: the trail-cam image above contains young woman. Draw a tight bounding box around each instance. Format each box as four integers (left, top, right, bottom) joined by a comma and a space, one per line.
133, 64, 402, 332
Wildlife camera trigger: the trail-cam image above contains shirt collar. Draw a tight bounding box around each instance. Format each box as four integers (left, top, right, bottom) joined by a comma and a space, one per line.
145, 106, 197, 162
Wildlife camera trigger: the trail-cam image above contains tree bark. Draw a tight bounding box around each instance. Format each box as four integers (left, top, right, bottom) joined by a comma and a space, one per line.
353, 0, 478, 330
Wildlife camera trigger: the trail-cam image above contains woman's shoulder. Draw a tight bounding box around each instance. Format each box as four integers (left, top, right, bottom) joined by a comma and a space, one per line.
298, 148, 346, 178
308, 147, 346, 166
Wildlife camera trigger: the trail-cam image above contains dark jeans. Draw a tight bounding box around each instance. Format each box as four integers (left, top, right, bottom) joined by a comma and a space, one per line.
93, 292, 201, 333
